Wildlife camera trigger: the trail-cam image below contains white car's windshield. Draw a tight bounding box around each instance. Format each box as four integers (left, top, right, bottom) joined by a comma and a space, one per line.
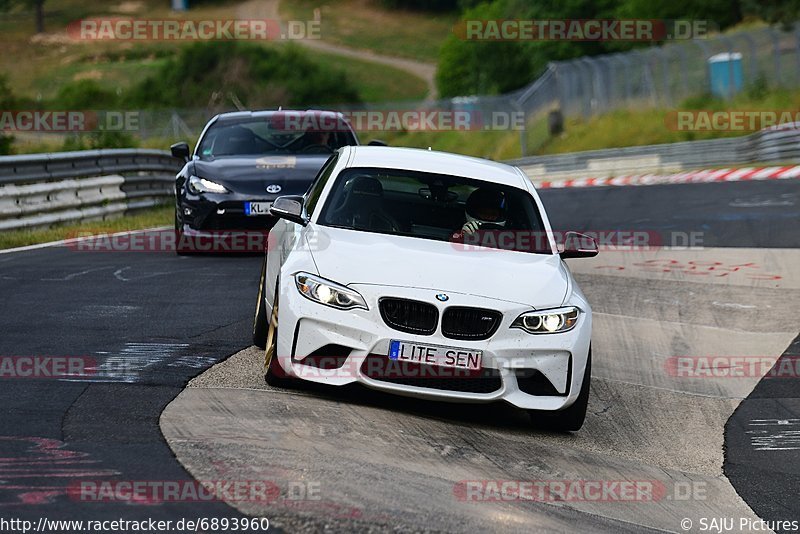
318, 167, 551, 254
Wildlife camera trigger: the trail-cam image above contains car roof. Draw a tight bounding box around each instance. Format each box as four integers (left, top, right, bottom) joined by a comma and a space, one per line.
214, 109, 347, 121
344, 146, 528, 189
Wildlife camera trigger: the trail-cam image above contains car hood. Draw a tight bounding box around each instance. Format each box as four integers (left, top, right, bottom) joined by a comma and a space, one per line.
307, 225, 568, 308
191, 155, 329, 196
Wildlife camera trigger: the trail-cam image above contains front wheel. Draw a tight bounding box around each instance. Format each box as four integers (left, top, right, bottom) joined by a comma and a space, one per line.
252, 256, 268, 349
528, 348, 591, 432
174, 210, 190, 256
263, 285, 296, 388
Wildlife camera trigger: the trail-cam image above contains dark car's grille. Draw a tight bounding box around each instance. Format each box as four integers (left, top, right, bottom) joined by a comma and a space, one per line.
379, 298, 438, 335
360, 354, 502, 394
441, 307, 502, 340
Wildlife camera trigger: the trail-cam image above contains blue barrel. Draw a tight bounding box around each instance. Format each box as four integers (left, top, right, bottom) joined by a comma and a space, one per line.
171, 0, 188, 11
708, 52, 743, 98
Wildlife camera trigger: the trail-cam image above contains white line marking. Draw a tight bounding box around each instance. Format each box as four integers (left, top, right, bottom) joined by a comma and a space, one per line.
0, 227, 171, 255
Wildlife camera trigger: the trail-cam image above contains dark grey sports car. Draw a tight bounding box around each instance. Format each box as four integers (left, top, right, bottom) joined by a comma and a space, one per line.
170, 110, 362, 252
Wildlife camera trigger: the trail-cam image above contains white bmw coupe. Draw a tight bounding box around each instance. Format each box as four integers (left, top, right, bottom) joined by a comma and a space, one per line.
253, 146, 597, 431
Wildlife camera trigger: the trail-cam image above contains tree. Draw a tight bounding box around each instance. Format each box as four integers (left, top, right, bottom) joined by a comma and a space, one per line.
0, 0, 46, 34
740, 0, 800, 29
0, 75, 16, 154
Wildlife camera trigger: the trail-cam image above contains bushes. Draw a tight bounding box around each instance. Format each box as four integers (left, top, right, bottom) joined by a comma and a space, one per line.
129, 41, 361, 109
40, 42, 362, 111
52, 79, 120, 109
436, 0, 754, 98
61, 131, 137, 151
436, 1, 535, 97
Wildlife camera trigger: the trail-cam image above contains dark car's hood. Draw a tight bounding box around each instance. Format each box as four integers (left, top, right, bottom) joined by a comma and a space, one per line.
190, 154, 330, 196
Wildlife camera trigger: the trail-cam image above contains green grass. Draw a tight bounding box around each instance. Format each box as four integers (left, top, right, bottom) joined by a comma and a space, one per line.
4, 41, 426, 107
375, 86, 800, 160
279, 0, 455, 63
0, 205, 172, 250
534, 87, 800, 155
0, 0, 429, 106
372, 128, 524, 160
321, 52, 428, 102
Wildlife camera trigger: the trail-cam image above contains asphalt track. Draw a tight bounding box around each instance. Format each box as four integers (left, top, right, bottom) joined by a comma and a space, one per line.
1, 178, 798, 533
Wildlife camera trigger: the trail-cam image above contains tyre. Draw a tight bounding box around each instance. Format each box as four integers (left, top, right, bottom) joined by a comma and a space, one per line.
252, 256, 268, 349
174, 210, 190, 256
528, 348, 591, 432
263, 282, 296, 388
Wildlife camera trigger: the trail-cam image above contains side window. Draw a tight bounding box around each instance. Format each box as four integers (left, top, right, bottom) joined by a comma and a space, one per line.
304, 153, 339, 216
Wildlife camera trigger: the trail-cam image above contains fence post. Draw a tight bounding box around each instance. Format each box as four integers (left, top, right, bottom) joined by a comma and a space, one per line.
657, 47, 671, 106
673, 45, 690, 101
692, 40, 711, 94
769, 28, 782, 86
740, 33, 759, 85
575, 59, 593, 117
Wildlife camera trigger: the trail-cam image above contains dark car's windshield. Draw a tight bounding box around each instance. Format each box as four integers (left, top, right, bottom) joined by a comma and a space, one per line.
318, 168, 551, 254
197, 117, 357, 158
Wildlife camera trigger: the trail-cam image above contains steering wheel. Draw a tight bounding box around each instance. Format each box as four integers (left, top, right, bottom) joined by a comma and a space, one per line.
368, 212, 401, 233
250, 132, 280, 150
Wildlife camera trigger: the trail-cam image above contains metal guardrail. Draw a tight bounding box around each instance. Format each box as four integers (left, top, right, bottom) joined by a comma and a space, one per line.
0, 128, 797, 232
508, 127, 800, 182
0, 149, 181, 231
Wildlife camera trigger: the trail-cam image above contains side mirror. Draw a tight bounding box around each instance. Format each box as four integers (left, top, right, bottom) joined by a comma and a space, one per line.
269, 195, 308, 226
559, 231, 598, 259
170, 142, 191, 161
367, 139, 388, 147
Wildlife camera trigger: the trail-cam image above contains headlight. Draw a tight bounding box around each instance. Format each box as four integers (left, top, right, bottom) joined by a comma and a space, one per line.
294, 272, 368, 310
511, 307, 580, 334
188, 175, 229, 194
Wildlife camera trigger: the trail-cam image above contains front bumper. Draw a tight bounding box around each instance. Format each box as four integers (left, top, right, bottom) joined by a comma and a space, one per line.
178, 191, 277, 232
274, 281, 592, 411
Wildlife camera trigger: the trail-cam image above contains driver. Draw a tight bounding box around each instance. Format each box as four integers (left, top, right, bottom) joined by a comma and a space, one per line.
304, 129, 331, 149
461, 188, 507, 235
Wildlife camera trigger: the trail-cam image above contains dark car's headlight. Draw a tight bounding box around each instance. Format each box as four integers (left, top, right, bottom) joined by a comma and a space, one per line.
188, 175, 229, 194
511, 307, 580, 334
295, 272, 368, 310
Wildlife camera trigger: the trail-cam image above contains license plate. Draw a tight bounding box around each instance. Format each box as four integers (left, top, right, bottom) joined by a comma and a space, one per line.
389, 340, 482, 370
244, 202, 271, 216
